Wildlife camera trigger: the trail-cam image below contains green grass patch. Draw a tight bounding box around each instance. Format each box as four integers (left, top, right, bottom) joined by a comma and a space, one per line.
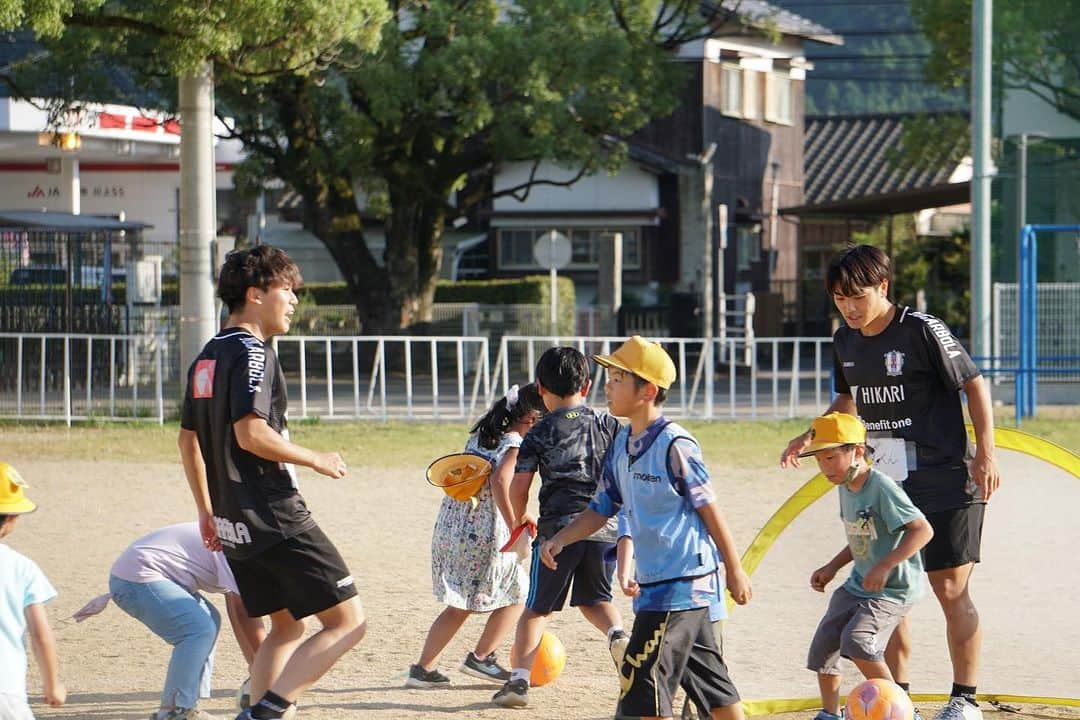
3, 413, 1074, 467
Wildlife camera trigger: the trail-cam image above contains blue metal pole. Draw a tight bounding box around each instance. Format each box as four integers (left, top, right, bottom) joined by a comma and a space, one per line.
1028, 230, 1038, 416
1016, 226, 1028, 424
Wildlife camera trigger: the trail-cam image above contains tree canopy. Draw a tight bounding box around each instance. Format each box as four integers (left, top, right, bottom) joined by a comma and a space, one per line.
218, 0, 709, 332
5, 0, 732, 333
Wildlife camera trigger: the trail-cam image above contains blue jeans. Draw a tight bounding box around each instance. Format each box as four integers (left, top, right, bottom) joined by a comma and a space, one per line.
109, 575, 220, 710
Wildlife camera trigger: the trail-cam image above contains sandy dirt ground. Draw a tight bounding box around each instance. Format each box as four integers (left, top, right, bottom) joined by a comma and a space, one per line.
3, 446, 1078, 720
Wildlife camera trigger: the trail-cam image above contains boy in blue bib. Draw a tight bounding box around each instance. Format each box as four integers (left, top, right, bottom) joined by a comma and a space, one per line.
540, 336, 751, 720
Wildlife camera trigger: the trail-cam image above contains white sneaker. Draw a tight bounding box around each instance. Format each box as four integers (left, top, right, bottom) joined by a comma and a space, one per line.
608, 629, 630, 668
933, 697, 982, 720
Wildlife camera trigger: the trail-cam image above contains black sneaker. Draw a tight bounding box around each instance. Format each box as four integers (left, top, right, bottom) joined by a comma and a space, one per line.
460, 652, 511, 683
492, 678, 529, 708
405, 664, 451, 688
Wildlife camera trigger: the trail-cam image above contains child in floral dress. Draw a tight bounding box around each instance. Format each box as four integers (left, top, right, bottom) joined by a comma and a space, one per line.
406, 384, 545, 688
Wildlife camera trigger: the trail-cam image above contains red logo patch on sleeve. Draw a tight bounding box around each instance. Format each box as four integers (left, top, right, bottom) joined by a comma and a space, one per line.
193, 359, 216, 398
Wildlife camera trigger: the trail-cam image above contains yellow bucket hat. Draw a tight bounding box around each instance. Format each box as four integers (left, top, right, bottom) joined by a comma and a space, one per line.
593, 335, 677, 390
798, 412, 867, 457
426, 453, 493, 503
0, 462, 37, 514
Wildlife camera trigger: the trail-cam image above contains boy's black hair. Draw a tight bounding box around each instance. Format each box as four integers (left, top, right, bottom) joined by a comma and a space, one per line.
535, 346, 590, 397
471, 383, 545, 450
217, 245, 304, 314
631, 374, 668, 406
825, 244, 891, 297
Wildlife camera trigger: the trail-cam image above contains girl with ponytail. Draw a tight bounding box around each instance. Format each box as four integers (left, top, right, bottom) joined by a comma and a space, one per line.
406, 383, 545, 688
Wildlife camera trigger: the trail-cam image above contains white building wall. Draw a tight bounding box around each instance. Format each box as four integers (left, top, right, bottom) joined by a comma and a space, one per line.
492, 161, 658, 212
0, 167, 233, 247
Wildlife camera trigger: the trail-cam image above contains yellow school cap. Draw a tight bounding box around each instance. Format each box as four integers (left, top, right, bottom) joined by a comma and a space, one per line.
593, 335, 676, 390
0, 462, 37, 514
798, 412, 867, 457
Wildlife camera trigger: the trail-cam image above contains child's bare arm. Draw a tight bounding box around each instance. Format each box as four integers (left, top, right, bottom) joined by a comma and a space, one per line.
225, 592, 266, 666
490, 449, 521, 530
862, 517, 934, 592
696, 501, 752, 605
615, 536, 639, 597
810, 546, 853, 592
25, 602, 65, 707
508, 470, 534, 527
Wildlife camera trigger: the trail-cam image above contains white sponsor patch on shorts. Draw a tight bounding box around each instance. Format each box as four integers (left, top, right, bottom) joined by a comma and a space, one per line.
336, 575, 355, 589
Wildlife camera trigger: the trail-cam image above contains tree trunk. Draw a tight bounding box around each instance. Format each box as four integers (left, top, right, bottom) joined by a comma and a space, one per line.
383, 190, 445, 330
308, 186, 445, 335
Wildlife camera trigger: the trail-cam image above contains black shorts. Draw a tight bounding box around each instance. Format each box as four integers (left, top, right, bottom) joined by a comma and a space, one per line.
921, 504, 984, 572
227, 525, 358, 620
616, 607, 740, 719
526, 539, 614, 614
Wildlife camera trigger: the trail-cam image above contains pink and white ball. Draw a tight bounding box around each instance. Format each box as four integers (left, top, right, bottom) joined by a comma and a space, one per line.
845, 679, 914, 720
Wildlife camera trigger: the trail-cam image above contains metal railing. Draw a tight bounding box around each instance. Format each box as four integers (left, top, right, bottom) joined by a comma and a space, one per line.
271, 335, 491, 420
489, 335, 833, 420
0, 332, 166, 425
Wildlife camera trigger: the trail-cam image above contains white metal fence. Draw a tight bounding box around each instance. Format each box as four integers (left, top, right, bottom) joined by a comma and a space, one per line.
489, 335, 833, 420
0, 332, 833, 423
0, 332, 166, 424
271, 335, 491, 420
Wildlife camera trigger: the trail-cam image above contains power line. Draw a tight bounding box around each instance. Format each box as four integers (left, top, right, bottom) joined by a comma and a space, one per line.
810, 53, 931, 61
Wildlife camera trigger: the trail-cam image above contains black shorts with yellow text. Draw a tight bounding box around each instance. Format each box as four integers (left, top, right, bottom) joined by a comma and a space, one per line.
616, 607, 740, 719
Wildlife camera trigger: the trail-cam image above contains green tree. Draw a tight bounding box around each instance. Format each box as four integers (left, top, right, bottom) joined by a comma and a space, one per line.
895, 0, 1080, 168
220, 1, 722, 332
853, 215, 971, 335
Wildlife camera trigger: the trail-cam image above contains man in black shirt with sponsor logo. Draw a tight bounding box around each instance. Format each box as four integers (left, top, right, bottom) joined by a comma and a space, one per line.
781, 245, 1000, 720
179, 246, 365, 720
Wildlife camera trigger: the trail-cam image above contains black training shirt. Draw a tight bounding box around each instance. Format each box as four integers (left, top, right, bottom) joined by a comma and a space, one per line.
181, 328, 315, 558
833, 306, 982, 512
515, 404, 621, 541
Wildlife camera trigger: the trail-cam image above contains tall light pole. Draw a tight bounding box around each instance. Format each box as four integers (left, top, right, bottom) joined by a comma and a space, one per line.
970, 0, 993, 360
178, 63, 218, 375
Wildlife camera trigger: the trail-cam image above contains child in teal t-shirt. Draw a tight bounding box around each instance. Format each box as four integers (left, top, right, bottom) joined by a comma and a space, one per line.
799, 414, 934, 720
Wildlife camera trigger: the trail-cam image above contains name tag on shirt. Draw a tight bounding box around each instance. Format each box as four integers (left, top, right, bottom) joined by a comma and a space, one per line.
868, 437, 909, 482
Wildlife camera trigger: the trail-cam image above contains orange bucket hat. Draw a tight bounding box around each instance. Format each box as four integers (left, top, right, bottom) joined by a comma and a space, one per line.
426, 453, 493, 504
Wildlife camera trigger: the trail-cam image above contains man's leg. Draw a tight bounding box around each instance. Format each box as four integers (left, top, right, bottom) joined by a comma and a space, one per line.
248, 608, 307, 702
267, 596, 366, 701
929, 563, 980, 687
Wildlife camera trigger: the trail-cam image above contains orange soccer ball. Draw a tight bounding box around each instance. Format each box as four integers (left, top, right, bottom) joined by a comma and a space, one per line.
846, 679, 914, 720
530, 632, 567, 688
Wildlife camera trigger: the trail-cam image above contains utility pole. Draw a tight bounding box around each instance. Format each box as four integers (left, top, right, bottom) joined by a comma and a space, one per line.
970, 0, 993, 360
178, 63, 218, 375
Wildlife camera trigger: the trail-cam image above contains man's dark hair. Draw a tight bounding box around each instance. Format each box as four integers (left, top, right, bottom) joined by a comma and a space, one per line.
535, 346, 590, 397
631, 375, 668, 406
825, 244, 891, 297
217, 245, 303, 313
